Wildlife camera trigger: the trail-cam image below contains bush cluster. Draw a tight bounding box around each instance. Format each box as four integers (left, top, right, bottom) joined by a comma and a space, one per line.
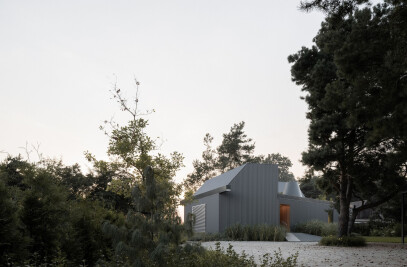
190, 224, 287, 242
352, 220, 403, 237
292, 220, 337, 237
225, 224, 287, 241
319, 236, 366, 247
168, 242, 299, 267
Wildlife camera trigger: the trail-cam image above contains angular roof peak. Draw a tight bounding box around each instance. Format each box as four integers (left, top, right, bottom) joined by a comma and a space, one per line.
194, 164, 247, 197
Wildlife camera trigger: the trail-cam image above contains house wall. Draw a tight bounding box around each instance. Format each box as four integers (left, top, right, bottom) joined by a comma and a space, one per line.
219, 164, 279, 232
184, 193, 219, 233
278, 195, 339, 227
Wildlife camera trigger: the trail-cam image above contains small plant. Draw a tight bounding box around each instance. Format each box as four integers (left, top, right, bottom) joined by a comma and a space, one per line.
259, 248, 299, 267
319, 235, 366, 247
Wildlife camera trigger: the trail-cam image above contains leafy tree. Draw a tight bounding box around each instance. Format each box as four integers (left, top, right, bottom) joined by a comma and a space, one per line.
184, 134, 218, 192
20, 169, 69, 261
102, 166, 184, 266
216, 122, 258, 172
84, 81, 185, 265
184, 122, 296, 191
298, 172, 324, 199
0, 156, 116, 265
289, 0, 407, 236
261, 153, 295, 182
86, 81, 183, 213
0, 179, 28, 264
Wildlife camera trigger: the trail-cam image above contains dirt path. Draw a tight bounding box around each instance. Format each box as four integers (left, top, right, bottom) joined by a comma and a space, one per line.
201, 241, 407, 266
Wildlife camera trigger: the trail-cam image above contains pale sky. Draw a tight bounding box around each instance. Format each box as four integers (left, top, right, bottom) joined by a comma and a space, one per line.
0, 1, 325, 183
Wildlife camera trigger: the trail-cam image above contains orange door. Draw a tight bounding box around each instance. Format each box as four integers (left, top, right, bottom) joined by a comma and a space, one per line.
280, 204, 290, 231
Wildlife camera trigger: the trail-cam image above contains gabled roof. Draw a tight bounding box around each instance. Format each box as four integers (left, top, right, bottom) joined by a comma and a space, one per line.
194, 164, 246, 198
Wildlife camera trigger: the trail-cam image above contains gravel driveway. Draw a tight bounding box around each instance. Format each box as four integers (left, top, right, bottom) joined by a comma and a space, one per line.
201, 241, 407, 266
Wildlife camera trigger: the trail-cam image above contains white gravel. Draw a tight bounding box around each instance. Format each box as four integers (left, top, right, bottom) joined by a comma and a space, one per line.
200, 241, 407, 267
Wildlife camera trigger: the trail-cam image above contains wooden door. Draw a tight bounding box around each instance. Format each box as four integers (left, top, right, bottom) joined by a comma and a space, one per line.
280, 204, 290, 231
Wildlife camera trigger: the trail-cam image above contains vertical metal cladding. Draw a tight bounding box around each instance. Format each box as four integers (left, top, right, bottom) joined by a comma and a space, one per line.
278, 195, 338, 226
219, 164, 279, 232
184, 163, 338, 233
185, 193, 219, 233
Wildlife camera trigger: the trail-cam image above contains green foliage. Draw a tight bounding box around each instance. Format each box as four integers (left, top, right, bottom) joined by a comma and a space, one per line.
188, 232, 228, 242
0, 179, 28, 264
289, 0, 407, 237
184, 121, 296, 191
225, 224, 287, 242
363, 236, 402, 243
184, 134, 218, 192
168, 242, 300, 267
102, 165, 185, 266
86, 84, 184, 214
297, 171, 325, 199
225, 224, 287, 241
0, 157, 115, 265
188, 224, 287, 242
367, 221, 402, 237
216, 122, 258, 172
292, 220, 337, 237
89, 82, 185, 266
261, 153, 295, 182
20, 169, 69, 261
319, 235, 366, 247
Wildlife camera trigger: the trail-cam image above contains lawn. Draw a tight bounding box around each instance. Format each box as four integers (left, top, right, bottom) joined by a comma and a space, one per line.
363, 236, 404, 243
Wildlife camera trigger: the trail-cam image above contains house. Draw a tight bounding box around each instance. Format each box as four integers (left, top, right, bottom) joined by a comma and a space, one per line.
184, 163, 337, 233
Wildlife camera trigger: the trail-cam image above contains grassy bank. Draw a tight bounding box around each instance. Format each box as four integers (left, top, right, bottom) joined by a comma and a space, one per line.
363, 236, 403, 243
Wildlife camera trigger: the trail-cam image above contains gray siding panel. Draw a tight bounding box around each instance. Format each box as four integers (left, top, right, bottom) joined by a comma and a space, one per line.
184, 194, 219, 233
219, 164, 279, 232
278, 195, 338, 226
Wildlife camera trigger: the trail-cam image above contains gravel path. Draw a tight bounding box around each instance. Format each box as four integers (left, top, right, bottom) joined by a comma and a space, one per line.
201, 241, 407, 266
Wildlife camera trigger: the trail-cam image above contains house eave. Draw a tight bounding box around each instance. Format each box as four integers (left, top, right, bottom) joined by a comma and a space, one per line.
194, 185, 231, 199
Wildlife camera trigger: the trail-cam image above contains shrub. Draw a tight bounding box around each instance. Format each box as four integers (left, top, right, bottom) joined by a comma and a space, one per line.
319, 236, 366, 247
369, 222, 402, 237
292, 220, 337, 236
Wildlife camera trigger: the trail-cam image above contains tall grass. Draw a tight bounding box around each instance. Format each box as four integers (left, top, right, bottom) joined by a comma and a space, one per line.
189, 224, 287, 242
292, 220, 337, 236
225, 224, 287, 241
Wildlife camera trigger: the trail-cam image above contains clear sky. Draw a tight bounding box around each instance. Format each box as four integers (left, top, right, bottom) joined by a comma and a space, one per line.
0, 1, 325, 183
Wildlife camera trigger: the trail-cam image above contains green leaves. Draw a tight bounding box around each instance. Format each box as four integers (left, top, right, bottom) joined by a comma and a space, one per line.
184, 122, 297, 190
289, 1, 407, 236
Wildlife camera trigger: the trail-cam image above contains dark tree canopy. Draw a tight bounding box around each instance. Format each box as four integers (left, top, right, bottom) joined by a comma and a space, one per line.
262, 153, 296, 182
289, 0, 407, 236
184, 122, 296, 191
216, 122, 258, 172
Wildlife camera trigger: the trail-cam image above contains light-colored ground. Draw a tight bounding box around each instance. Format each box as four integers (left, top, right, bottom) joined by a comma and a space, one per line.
201, 241, 407, 267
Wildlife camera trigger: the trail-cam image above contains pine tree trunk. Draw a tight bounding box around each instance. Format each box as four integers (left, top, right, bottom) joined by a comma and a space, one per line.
338, 195, 350, 237
338, 171, 351, 237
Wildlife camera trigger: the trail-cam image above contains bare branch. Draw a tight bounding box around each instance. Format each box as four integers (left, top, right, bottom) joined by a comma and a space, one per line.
32, 142, 43, 161
18, 141, 32, 161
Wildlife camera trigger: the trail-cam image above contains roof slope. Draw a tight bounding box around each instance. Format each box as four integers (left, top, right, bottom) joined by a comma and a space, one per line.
194, 164, 246, 197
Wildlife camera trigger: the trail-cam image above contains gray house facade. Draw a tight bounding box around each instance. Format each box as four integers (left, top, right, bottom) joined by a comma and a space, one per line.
184, 163, 337, 233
